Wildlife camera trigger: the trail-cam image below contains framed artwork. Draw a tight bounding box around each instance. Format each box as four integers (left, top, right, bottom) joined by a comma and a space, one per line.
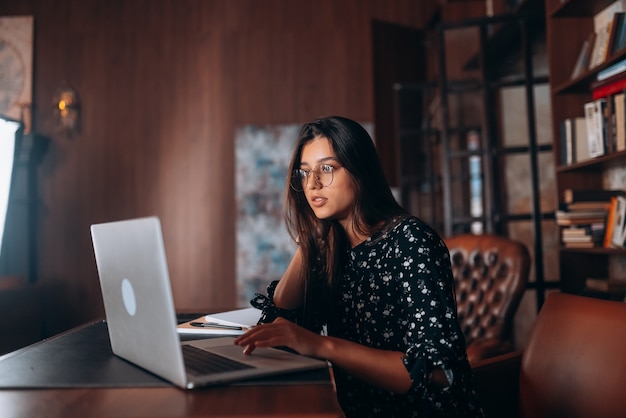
0, 16, 33, 127
235, 124, 299, 306
235, 122, 374, 306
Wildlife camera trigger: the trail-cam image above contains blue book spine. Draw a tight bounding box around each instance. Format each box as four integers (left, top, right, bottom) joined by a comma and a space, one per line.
598, 58, 626, 81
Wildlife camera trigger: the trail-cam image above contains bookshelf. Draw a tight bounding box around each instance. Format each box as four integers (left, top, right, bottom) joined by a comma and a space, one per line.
546, 0, 626, 296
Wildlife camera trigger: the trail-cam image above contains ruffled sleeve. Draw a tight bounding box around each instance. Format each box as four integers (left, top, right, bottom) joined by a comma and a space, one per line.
250, 280, 301, 324
402, 343, 458, 393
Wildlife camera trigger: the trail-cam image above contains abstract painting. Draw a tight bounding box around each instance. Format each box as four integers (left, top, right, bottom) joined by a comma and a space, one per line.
235, 122, 373, 305
235, 124, 299, 306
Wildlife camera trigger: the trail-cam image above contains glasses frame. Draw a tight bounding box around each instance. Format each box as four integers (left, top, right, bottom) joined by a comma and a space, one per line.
290, 163, 342, 191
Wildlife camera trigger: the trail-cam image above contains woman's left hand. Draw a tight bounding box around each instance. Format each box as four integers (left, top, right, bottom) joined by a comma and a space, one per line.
233, 318, 324, 357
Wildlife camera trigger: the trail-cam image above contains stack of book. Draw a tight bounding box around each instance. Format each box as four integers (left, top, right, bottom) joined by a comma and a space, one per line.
558, 189, 626, 248
560, 223, 606, 248
584, 277, 626, 301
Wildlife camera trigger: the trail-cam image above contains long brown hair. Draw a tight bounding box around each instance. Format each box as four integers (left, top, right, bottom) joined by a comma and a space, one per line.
285, 116, 407, 327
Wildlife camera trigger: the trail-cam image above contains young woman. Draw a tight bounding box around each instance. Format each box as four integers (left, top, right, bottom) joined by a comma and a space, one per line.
234, 116, 484, 417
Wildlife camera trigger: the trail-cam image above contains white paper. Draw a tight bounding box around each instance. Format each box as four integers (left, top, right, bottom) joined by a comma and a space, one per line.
203, 307, 262, 327
176, 307, 261, 335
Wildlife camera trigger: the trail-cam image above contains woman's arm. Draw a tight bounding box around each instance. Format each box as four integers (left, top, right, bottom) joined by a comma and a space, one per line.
317, 333, 413, 393
234, 319, 450, 393
233, 318, 414, 394
271, 247, 305, 310
318, 334, 451, 392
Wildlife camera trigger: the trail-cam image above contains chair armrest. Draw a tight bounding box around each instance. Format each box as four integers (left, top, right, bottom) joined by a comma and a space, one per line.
471, 350, 522, 418
466, 338, 514, 363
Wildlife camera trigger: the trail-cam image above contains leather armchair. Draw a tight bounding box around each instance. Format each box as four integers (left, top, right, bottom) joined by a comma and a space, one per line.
472, 292, 626, 418
444, 234, 530, 363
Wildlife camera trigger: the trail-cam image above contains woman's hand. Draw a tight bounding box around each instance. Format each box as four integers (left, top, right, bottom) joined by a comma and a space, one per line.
235, 318, 413, 394
233, 318, 324, 357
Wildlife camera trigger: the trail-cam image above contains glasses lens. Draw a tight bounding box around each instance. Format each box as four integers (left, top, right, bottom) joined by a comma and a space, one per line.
290, 165, 335, 191
291, 169, 306, 191
318, 165, 333, 187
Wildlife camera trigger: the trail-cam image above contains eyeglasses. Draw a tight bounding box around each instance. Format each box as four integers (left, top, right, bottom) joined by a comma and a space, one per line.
291, 163, 342, 191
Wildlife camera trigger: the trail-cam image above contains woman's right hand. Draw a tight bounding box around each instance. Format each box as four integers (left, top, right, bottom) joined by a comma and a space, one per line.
233, 317, 324, 358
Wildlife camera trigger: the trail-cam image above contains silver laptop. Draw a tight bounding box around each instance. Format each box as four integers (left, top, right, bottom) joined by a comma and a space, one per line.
90, 216, 326, 389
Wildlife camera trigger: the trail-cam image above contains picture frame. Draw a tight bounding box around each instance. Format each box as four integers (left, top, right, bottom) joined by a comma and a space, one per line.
0, 16, 33, 128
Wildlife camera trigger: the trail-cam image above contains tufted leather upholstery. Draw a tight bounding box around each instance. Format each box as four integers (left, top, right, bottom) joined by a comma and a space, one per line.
444, 234, 530, 364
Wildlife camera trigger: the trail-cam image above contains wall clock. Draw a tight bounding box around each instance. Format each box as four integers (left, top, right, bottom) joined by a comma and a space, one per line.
0, 16, 33, 130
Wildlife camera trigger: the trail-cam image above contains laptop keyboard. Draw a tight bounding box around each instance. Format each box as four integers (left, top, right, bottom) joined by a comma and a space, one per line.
182, 345, 254, 376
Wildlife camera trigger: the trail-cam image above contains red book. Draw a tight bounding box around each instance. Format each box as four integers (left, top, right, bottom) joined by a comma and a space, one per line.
593, 75, 626, 99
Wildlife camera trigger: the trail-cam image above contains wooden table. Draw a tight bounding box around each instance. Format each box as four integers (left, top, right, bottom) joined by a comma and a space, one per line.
0, 319, 344, 418
0, 384, 344, 417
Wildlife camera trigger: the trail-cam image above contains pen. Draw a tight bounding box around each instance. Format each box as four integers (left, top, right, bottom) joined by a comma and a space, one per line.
190, 322, 244, 330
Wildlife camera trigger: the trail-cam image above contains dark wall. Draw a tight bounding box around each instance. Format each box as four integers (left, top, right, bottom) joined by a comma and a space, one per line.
0, 0, 431, 335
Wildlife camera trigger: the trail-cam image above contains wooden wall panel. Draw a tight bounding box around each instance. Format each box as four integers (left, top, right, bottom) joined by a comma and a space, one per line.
0, 0, 426, 335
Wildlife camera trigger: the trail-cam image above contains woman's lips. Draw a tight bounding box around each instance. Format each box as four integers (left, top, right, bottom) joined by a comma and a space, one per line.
309, 195, 327, 208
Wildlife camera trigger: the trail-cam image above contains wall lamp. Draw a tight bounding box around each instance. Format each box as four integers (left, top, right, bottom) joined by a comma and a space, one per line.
53, 85, 80, 135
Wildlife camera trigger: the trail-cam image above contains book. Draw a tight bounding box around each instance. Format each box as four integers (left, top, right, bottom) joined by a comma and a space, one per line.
596, 98, 608, 156
566, 201, 612, 211
606, 93, 616, 153
606, 12, 626, 59
556, 209, 607, 226
572, 116, 590, 163
585, 277, 626, 294
563, 241, 596, 248
557, 217, 608, 226
582, 288, 626, 301
564, 189, 626, 204
584, 99, 606, 157
571, 31, 595, 79
561, 235, 602, 248
616, 24, 626, 56
562, 227, 590, 237
556, 209, 608, 219
610, 195, 626, 248
597, 57, 626, 81
592, 73, 626, 99
604, 196, 618, 248
176, 307, 261, 335
561, 223, 605, 236
562, 228, 604, 246
589, 19, 613, 69
614, 91, 626, 152
562, 234, 593, 243
609, 12, 626, 57
560, 118, 575, 165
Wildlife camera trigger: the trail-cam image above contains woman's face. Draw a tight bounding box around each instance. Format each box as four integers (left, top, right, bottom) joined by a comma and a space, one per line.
299, 136, 356, 226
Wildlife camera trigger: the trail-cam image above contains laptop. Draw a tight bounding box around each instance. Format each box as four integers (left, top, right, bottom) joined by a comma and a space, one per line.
90, 216, 326, 389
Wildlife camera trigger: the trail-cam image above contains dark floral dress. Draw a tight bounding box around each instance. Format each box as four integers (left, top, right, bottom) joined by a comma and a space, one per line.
328, 216, 483, 417
253, 216, 484, 418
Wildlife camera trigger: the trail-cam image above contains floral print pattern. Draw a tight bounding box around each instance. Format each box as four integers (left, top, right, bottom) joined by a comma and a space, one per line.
328, 216, 484, 417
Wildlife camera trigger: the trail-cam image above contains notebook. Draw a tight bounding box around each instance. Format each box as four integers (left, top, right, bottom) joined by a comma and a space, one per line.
90, 216, 326, 389
176, 307, 262, 336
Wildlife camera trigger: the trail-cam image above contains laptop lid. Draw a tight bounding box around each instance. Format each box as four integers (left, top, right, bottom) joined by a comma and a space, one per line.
91, 216, 188, 387
90, 216, 326, 389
